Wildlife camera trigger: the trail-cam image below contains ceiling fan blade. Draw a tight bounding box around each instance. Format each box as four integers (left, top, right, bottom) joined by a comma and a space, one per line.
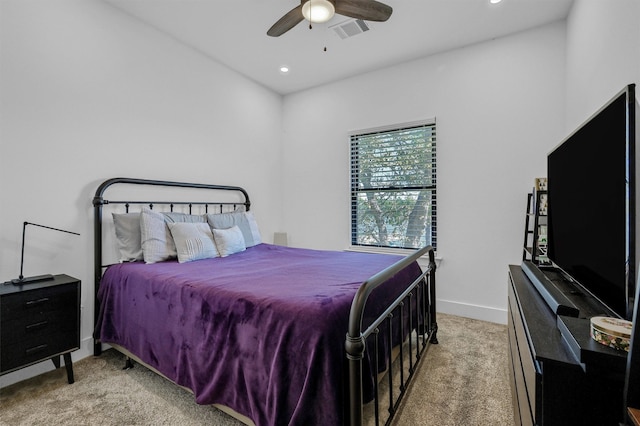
335, 0, 392, 22
267, 5, 304, 37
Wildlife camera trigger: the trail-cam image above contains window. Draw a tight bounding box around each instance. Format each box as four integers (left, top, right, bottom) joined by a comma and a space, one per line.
350, 120, 436, 250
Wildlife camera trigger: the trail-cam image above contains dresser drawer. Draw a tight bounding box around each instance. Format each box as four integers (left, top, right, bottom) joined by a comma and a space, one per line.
508, 280, 541, 419
508, 303, 534, 426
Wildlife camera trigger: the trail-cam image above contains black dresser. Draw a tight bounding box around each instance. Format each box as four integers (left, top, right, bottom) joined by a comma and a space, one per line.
508, 265, 628, 425
1, 274, 81, 383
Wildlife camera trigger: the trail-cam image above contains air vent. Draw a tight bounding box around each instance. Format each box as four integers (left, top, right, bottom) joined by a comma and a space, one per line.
330, 19, 370, 39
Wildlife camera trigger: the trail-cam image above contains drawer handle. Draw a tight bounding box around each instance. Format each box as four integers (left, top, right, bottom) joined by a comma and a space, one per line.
25, 344, 48, 355
25, 321, 49, 331
25, 297, 50, 307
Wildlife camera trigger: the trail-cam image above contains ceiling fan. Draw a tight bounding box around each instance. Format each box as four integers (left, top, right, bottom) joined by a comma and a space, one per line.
267, 0, 393, 37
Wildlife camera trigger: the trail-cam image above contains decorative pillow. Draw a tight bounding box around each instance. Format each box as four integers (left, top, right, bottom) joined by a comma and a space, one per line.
206, 211, 262, 247
140, 208, 177, 263
212, 226, 246, 257
168, 222, 218, 263
244, 211, 262, 244
112, 212, 143, 262
162, 212, 206, 223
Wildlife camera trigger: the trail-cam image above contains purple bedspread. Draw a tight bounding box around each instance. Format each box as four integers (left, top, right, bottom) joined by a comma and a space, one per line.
96, 243, 422, 426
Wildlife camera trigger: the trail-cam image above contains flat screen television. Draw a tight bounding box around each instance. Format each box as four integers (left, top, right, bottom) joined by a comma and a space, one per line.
547, 83, 636, 320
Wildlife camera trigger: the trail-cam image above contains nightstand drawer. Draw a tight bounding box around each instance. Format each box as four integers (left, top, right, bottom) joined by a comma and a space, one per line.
1, 283, 77, 321
1, 306, 78, 346
1, 323, 79, 371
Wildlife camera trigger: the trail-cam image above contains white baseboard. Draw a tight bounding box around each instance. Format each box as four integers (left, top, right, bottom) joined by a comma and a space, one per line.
437, 299, 508, 325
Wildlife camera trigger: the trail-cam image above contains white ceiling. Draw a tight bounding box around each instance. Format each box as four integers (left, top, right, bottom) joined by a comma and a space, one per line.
105, 0, 574, 95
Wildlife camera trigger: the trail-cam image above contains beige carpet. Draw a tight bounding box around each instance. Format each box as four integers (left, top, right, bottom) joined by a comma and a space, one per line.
0, 314, 514, 426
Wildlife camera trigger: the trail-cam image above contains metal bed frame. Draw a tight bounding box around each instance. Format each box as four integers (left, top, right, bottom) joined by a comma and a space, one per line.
93, 177, 438, 426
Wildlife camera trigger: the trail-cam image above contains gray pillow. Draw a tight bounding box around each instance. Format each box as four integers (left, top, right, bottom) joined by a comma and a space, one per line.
112, 212, 143, 262
206, 211, 261, 247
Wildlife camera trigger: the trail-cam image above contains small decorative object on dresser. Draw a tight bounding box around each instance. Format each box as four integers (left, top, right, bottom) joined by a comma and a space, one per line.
1, 275, 81, 384
591, 316, 632, 352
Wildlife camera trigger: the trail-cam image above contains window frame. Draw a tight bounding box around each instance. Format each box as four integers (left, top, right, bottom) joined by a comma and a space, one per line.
349, 119, 437, 252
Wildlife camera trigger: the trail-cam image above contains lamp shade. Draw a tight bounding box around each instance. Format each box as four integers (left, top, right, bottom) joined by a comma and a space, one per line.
301, 0, 335, 23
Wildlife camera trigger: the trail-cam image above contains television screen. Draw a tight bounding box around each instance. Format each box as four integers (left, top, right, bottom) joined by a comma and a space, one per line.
547, 84, 636, 320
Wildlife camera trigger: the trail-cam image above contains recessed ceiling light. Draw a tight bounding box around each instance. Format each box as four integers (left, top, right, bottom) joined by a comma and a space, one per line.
279, 66, 289, 74
490, 0, 502, 4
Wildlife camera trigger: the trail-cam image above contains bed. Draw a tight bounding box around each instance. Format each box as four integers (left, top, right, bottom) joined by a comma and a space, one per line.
92, 177, 438, 426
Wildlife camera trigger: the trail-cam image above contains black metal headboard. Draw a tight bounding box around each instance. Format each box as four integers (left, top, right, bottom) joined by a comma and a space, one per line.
92, 177, 251, 355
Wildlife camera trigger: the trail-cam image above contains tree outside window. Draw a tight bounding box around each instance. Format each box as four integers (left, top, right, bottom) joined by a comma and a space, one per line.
350, 121, 436, 250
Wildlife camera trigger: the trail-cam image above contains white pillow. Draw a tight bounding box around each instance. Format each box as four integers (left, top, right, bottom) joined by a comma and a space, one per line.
212, 226, 246, 257
244, 211, 262, 245
206, 211, 262, 247
112, 212, 143, 262
140, 208, 177, 263
168, 222, 218, 263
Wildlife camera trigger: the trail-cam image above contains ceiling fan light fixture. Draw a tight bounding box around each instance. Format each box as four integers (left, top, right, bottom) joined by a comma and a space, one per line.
301, 0, 335, 24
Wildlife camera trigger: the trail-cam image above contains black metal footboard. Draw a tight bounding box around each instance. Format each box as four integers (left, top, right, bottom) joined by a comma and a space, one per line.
346, 246, 437, 426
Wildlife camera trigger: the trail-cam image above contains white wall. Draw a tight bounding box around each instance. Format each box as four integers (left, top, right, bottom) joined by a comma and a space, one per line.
0, 0, 283, 386
565, 0, 640, 131
281, 22, 568, 324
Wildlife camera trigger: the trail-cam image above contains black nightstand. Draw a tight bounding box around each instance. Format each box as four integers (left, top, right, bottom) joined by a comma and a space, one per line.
1, 274, 81, 384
